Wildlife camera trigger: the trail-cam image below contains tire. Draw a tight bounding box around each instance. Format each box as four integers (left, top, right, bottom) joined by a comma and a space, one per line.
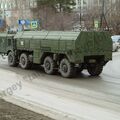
44, 56, 56, 75
59, 58, 74, 78
19, 53, 31, 69
76, 65, 84, 74
8, 52, 18, 67
87, 63, 103, 76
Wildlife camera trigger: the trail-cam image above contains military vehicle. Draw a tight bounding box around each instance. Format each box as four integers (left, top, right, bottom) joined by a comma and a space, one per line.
0, 31, 112, 78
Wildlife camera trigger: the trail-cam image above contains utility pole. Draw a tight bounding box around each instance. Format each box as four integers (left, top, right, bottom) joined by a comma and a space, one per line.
100, 0, 105, 28
110, 0, 112, 24
100, 0, 109, 30
79, 0, 82, 30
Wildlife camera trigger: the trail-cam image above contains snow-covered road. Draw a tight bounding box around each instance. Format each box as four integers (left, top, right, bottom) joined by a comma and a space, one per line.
0, 52, 120, 120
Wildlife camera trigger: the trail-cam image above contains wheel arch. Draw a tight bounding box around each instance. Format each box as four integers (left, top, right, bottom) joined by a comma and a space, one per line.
40, 52, 54, 65
18, 50, 33, 56
40, 52, 70, 65
7, 50, 12, 55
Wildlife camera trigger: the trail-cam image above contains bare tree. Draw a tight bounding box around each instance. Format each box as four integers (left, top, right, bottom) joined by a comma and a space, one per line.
30, 1, 75, 30
82, 0, 120, 34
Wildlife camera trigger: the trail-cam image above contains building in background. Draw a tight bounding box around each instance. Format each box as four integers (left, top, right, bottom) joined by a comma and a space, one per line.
0, 0, 37, 30
75, 0, 118, 12
0, 0, 119, 33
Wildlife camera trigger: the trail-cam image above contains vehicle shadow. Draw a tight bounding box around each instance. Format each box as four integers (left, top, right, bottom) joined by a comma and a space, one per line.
0, 61, 102, 83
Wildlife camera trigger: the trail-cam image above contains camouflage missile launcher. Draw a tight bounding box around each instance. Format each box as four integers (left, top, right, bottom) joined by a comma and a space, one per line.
0, 31, 112, 78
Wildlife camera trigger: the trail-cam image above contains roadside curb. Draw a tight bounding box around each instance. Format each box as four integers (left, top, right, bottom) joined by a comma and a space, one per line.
0, 94, 85, 120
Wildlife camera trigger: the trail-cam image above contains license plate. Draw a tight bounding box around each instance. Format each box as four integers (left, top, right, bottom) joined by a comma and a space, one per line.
89, 59, 96, 63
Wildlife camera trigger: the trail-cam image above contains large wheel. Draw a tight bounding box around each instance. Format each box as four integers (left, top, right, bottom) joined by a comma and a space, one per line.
76, 64, 84, 74
44, 56, 56, 75
8, 52, 18, 67
87, 63, 103, 76
19, 53, 31, 69
59, 58, 74, 78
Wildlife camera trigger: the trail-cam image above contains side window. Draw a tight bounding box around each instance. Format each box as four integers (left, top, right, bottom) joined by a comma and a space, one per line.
8, 39, 12, 46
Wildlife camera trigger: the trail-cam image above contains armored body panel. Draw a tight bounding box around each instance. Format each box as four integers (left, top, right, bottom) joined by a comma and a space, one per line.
14, 31, 77, 63
14, 31, 112, 64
